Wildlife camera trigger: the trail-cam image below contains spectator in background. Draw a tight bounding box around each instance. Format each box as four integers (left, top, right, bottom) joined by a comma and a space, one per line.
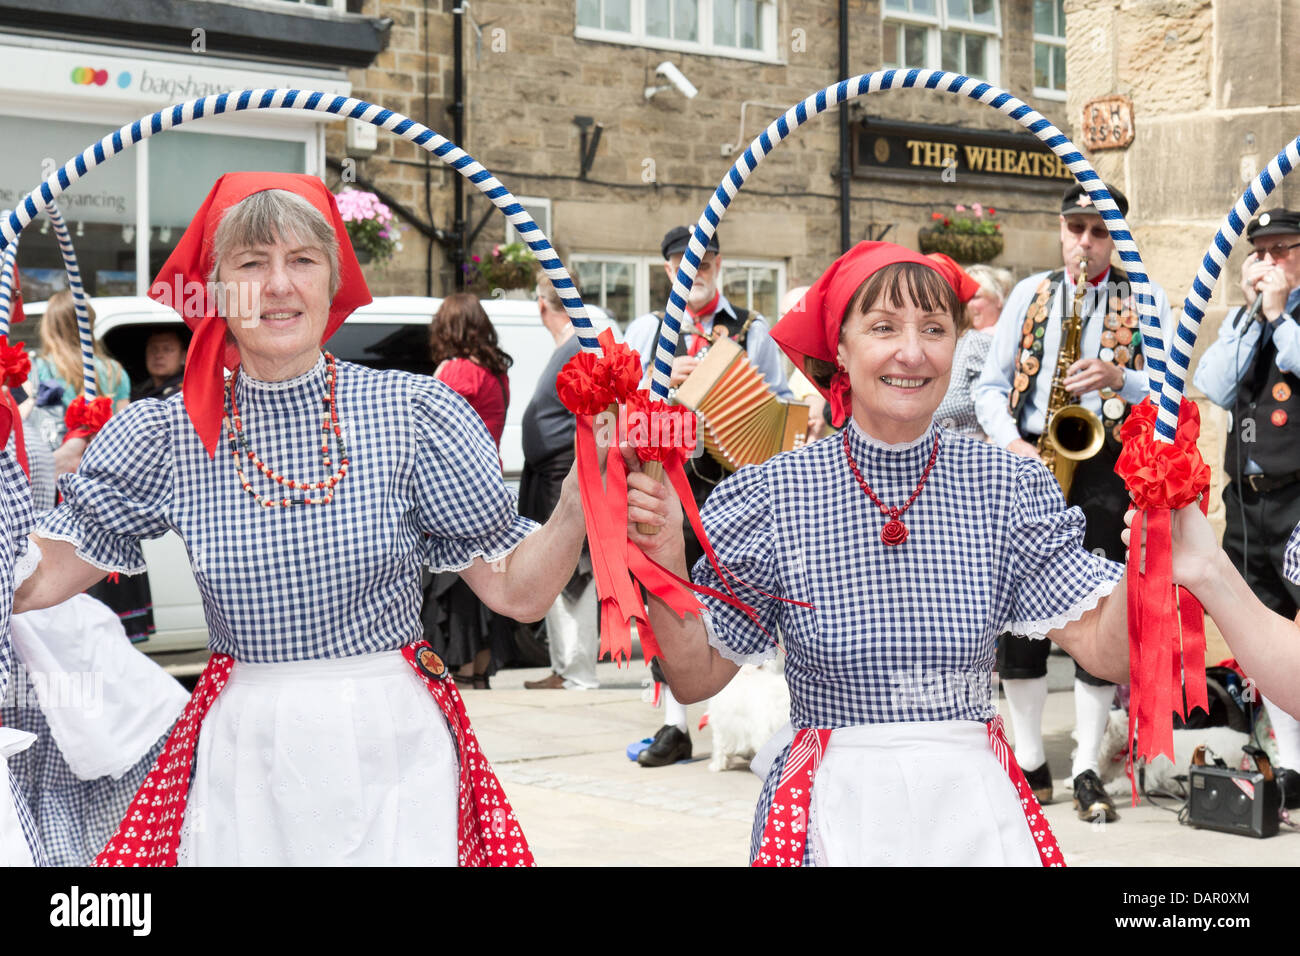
422, 292, 515, 689
521, 273, 600, 690
130, 327, 189, 402
31, 290, 131, 419
934, 263, 1014, 439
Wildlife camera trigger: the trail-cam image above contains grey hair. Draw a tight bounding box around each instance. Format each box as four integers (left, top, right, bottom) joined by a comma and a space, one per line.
207, 189, 340, 298
964, 264, 1015, 306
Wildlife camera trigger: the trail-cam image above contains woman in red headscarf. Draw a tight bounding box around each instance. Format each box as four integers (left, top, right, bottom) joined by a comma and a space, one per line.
625, 242, 1140, 866
14, 173, 588, 866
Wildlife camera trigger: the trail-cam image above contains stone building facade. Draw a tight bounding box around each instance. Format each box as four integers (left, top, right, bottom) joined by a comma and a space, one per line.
1063, 0, 1300, 535
340, 0, 1083, 321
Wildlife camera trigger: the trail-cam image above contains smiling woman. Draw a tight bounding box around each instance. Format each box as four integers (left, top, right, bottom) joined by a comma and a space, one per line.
13, 172, 592, 867
624, 241, 1136, 868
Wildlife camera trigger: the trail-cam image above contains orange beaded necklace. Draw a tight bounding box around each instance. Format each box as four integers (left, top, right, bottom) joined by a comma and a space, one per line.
223, 351, 350, 507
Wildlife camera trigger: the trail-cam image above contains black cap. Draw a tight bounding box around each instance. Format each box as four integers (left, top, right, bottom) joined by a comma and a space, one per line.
661, 225, 719, 260
1246, 207, 1300, 240
1061, 181, 1129, 219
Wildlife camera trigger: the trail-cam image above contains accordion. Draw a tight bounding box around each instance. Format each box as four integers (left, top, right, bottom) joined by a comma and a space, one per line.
674, 336, 809, 471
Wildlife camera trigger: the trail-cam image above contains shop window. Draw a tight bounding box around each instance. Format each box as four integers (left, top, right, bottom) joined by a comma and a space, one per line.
1033, 0, 1067, 100
577, 0, 778, 61
572, 254, 642, 329
883, 0, 1001, 85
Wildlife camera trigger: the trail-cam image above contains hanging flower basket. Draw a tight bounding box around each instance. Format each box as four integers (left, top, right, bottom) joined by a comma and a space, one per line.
919, 202, 1003, 263
464, 242, 537, 294
917, 227, 1004, 263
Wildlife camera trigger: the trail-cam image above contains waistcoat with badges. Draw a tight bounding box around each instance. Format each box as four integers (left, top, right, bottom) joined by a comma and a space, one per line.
1224, 315, 1300, 477
1007, 267, 1145, 446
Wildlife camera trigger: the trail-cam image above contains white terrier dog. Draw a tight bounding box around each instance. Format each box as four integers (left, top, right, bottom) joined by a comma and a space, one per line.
1095, 709, 1255, 798
704, 659, 790, 772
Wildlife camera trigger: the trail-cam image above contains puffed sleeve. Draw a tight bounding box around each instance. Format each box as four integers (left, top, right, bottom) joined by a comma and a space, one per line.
1003, 457, 1124, 639
35, 400, 174, 575
410, 379, 538, 572
689, 465, 782, 665
1286, 523, 1300, 585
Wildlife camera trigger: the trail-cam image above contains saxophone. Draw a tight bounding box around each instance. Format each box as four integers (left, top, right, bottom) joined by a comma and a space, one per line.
1037, 256, 1105, 500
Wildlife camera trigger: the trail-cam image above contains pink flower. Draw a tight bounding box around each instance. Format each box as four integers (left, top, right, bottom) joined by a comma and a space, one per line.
472, 254, 481, 263
972, 202, 983, 216
954, 204, 967, 212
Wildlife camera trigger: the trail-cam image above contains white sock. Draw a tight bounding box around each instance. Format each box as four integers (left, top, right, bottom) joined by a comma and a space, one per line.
1264, 696, 1300, 770
662, 685, 689, 733
1071, 679, 1115, 779
1002, 677, 1048, 771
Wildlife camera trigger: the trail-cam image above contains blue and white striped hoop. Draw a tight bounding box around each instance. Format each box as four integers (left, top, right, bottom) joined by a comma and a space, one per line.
0, 89, 599, 356
42, 202, 98, 398
655, 70, 1171, 439
1174, 136, 1300, 432
0, 238, 18, 340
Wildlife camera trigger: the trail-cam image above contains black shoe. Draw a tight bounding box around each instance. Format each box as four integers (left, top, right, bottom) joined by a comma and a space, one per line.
1021, 762, 1052, 805
1276, 767, 1300, 810
1073, 769, 1117, 822
637, 725, 692, 767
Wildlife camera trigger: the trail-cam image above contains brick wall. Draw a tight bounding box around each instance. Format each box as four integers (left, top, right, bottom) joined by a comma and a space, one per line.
342, 0, 1079, 303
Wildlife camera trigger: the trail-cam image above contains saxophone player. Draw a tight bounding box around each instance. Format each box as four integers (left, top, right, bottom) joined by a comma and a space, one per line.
973, 182, 1173, 824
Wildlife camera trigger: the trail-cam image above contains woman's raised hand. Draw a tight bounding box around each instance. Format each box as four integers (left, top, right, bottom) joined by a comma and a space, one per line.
625, 446, 686, 562
1121, 501, 1222, 595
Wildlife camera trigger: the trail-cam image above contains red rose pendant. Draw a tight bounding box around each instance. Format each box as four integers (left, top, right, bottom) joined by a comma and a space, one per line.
880, 518, 909, 546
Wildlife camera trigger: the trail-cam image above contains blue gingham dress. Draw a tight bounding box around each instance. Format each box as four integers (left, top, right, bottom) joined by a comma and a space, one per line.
692, 420, 1123, 864
1286, 524, 1300, 585
1, 448, 48, 865
38, 355, 538, 662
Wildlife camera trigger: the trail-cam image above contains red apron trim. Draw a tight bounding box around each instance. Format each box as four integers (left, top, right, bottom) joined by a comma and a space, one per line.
752, 717, 1064, 867
94, 643, 533, 867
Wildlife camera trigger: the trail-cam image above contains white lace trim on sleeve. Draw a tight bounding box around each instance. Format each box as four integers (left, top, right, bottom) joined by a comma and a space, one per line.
702, 608, 778, 666
428, 521, 539, 574
12, 539, 40, 590
29, 531, 146, 575
1004, 576, 1120, 640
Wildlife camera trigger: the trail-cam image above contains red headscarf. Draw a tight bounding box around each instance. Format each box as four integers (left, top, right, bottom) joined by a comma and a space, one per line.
771, 241, 972, 428
150, 172, 372, 457
924, 252, 981, 304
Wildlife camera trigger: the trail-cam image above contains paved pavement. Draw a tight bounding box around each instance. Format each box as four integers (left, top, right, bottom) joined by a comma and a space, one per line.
466, 657, 1298, 867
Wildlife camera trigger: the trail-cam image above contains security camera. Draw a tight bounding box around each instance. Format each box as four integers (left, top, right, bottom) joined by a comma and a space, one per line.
645, 61, 698, 100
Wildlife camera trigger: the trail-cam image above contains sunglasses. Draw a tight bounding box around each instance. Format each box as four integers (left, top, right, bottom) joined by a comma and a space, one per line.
1253, 241, 1300, 260
1065, 220, 1111, 240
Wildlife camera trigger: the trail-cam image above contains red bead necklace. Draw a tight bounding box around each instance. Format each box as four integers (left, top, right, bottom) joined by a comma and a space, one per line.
841, 427, 940, 546
224, 352, 350, 508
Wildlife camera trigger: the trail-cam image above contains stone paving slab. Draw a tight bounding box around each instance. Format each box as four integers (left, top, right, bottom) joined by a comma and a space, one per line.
465, 661, 1297, 866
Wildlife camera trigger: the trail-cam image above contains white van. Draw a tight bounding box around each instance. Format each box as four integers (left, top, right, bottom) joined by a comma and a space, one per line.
18, 294, 612, 673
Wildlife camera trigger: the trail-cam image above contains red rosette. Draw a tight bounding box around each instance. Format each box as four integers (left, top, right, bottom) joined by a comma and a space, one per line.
556, 351, 615, 415
623, 390, 697, 463
63, 394, 114, 443
593, 340, 642, 404
1115, 399, 1210, 510
0, 334, 30, 389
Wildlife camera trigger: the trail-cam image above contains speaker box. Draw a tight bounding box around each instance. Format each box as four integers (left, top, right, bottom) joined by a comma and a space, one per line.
1187, 764, 1280, 838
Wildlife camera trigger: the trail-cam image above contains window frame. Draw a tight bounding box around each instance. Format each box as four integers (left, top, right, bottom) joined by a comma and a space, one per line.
720, 256, 787, 318
503, 196, 554, 248
575, 0, 782, 64
881, 0, 1002, 86
1031, 0, 1067, 102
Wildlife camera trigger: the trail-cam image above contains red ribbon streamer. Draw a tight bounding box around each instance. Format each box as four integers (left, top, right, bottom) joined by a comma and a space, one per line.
1115, 398, 1212, 796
